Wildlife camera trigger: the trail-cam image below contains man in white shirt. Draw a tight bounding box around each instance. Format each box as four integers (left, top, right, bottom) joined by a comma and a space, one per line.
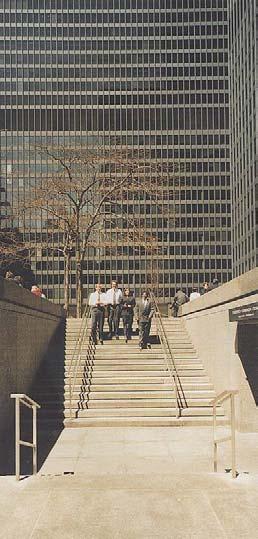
189, 288, 201, 301
88, 283, 106, 344
105, 280, 123, 339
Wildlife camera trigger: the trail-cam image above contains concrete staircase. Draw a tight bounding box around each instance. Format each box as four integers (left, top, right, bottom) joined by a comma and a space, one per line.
64, 317, 227, 427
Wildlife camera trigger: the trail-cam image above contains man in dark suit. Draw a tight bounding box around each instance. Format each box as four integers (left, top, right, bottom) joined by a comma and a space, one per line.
135, 291, 155, 349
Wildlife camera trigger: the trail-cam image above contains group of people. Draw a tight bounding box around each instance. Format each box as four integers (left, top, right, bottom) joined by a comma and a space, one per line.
171, 278, 220, 317
4, 271, 46, 298
88, 280, 155, 349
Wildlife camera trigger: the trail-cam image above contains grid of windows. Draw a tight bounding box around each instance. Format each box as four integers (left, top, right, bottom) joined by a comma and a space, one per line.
0, 0, 231, 303
229, 0, 257, 276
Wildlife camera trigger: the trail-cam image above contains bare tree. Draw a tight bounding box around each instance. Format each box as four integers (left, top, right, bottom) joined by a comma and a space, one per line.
20, 144, 159, 316
17, 143, 187, 314
0, 227, 27, 269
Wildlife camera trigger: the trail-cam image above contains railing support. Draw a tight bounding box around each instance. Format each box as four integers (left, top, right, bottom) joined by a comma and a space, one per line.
15, 396, 20, 481
68, 306, 95, 420
211, 390, 238, 479
149, 292, 184, 418
11, 394, 40, 481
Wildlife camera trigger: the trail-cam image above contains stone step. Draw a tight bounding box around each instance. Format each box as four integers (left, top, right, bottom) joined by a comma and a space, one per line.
87, 389, 215, 399
65, 356, 200, 364
65, 346, 161, 352
64, 398, 220, 409
160, 332, 189, 337
65, 362, 167, 369
64, 416, 228, 427
65, 372, 207, 383
65, 363, 203, 372
171, 350, 197, 355
65, 367, 205, 376
65, 364, 168, 372
65, 378, 212, 388
70, 407, 224, 418
63, 376, 213, 395
65, 369, 204, 386
66, 352, 165, 359
67, 382, 214, 392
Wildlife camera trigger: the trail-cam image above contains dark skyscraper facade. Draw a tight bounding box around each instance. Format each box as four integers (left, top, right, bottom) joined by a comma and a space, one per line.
229, 0, 257, 277
0, 0, 231, 305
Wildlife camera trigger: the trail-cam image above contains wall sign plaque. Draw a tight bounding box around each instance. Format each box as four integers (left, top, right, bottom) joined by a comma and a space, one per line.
229, 302, 258, 322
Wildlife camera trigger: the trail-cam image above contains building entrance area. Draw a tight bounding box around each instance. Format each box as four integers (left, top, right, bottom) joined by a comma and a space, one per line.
237, 322, 258, 405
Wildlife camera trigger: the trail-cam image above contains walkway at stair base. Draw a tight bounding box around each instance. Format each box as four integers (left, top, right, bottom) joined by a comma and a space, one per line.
2, 428, 258, 538
64, 317, 227, 427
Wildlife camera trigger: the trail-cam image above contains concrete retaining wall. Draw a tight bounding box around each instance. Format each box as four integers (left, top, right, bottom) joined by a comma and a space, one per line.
0, 277, 65, 441
180, 268, 258, 431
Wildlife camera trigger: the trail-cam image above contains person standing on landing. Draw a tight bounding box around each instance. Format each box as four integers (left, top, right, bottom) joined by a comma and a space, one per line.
121, 287, 136, 342
88, 283, 106, 345
189, 287, 200, 301
200, 281, 210, 295
171, 288, 189, 317
105, 280, 123, 339
135, 291, 155, 349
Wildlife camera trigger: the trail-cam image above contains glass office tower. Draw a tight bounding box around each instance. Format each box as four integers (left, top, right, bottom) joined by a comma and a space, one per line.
0, 0, 231, 305
229, 0, 257, 277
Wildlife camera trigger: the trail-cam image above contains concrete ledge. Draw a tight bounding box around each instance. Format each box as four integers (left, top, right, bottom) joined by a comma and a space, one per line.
181, 268, 258, 317
0, 276, 65, 446
177, 268, 258, 431
0, 276, 65, 319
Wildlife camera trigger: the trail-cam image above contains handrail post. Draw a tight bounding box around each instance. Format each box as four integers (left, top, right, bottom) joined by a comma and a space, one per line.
231, 393, 236, 479
211, 390, 238, 479
69, 375, 72, 420
15, 396, 20, 481
213, 403, 217, 473
11, 394, 40, 481
32, 405, 37, 476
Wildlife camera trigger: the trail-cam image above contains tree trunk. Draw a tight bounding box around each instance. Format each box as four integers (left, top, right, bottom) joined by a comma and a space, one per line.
76, 259, 82, 318
75, 208, 83, 318
64, 252, 71, 315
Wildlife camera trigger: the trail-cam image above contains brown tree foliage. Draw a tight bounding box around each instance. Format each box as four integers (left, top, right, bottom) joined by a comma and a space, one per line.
19, 144, 186, 314
0, 228, 27, 268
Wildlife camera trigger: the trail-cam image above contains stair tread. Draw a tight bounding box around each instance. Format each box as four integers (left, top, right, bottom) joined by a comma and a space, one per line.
64, 417, 228, 427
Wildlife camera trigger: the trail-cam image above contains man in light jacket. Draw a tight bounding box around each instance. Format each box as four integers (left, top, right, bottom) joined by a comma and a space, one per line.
105, 280, 123, 339
88, 283, 106, 345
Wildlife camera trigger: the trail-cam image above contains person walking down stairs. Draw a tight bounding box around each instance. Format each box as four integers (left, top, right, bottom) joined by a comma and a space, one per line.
121, 287, 136, 343
106, 280, 123, 340
88, 283, 106, 345
136, 291, 155, 349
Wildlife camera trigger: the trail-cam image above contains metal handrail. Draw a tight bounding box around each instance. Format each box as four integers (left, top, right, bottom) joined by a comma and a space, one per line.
150, 293, 186, 418
10, 393, 40, 481
68, 305, 94, 419
67, 306, 90, 378
211, 390, 239, 479
76, 335, 96, 414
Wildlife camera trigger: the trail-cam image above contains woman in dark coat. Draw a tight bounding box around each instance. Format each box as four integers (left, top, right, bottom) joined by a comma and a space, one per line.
121, 288, 136, 342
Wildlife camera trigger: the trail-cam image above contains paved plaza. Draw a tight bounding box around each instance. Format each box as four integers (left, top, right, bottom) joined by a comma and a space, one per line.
1, 427, 258, 538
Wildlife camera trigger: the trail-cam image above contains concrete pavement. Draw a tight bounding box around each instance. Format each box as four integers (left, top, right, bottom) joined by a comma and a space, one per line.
1, 427, 258, 538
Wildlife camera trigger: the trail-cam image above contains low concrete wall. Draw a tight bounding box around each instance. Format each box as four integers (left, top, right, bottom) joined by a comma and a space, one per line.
0, 277, 65, 441
180, 268, 258, 431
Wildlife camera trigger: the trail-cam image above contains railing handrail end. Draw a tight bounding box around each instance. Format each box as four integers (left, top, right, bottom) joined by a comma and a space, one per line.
211, 389, 239, 407
10, 393, 41, 409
